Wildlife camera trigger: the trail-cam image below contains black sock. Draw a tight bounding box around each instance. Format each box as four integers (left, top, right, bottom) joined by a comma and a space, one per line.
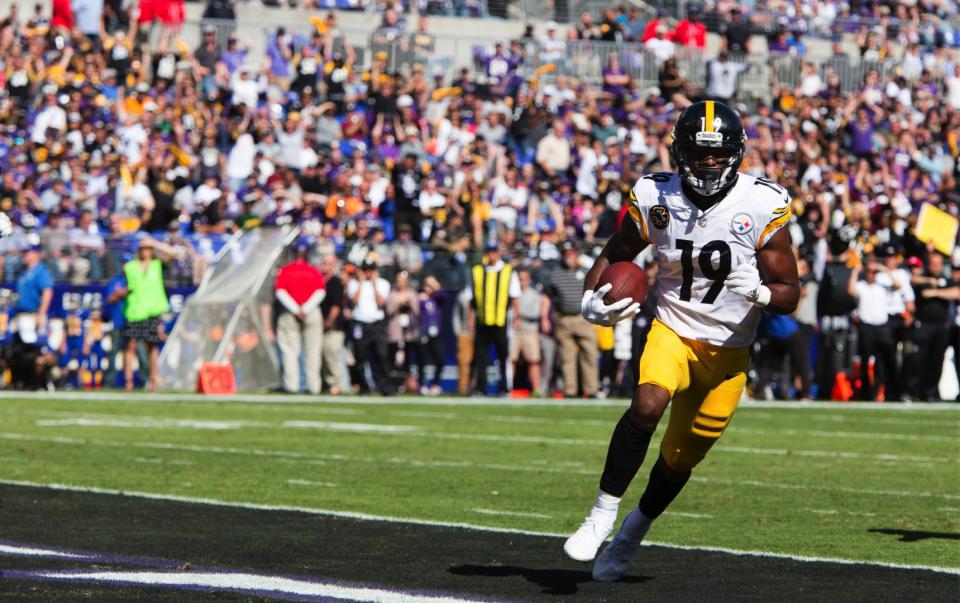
638, 457, 691, 519
598, 411, 654, 497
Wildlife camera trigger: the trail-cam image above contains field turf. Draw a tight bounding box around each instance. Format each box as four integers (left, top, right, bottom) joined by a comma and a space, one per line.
0, 392, 957, 601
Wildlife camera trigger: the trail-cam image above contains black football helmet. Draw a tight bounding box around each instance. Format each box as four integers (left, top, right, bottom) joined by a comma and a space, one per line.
670, 100, 746, 197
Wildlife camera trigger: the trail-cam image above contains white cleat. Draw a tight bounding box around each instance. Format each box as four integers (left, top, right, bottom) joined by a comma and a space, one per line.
563, 509, 615, 562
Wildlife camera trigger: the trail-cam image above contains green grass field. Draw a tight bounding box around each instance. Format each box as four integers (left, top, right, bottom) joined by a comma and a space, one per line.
1, 393, 958, 571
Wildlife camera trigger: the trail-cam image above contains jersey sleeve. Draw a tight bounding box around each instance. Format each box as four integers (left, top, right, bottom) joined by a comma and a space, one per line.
626, 175, 665, 243
755, 181, 793, 250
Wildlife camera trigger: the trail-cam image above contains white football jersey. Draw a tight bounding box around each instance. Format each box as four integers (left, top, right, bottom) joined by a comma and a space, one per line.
627, 172, 791, 348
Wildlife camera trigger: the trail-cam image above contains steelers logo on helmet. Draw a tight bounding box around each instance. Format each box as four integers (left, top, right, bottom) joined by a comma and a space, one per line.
670, 100, 746, 197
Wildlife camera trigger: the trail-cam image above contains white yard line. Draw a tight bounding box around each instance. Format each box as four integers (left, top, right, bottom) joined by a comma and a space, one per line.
805, 508, 878, 517
741, 411, 959, 428
468, 508, 552, 519
2, 430, 957, 509
665, 512, 714, 519
132, 457, 195, 466
1, 478, 956, 576
690, 476, 960, 501
728, 426, 956, 443
0, 544, 88, 559
287, 479, 337, 488
27, 570, 473, 603
2, 391, 959, 411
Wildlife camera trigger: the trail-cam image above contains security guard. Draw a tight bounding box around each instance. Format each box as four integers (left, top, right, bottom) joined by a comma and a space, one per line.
467, 240, 520, 395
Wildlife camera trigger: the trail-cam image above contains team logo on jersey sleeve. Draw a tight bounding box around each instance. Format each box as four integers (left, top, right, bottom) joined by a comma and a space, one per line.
731, 212, 754, 235
650, 205, 670, 229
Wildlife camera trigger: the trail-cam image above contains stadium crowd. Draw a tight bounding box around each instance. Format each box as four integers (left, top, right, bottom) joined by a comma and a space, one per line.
0, 2, 958, 400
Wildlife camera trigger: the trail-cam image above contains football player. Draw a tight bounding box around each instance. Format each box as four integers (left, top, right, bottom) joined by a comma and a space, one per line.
565, 101, 800, 580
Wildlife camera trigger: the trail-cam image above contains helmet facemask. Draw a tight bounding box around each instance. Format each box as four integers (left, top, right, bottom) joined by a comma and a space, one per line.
671, 129, 746, 197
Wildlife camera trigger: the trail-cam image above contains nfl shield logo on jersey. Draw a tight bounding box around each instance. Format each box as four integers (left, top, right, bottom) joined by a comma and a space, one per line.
731, 213, 754, 235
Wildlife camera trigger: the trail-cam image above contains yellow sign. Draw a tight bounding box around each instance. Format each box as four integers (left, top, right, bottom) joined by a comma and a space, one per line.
916, 203, 959, 255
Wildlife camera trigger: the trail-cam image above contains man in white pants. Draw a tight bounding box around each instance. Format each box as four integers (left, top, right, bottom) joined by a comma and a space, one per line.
275, 241, 326, 394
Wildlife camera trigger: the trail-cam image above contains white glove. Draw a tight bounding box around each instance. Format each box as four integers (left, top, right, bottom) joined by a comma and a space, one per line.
581, 283, 641, 326
724, 258, 771, 308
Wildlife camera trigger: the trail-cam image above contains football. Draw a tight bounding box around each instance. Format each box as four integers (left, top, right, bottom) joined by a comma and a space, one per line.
598, 262, 647, 306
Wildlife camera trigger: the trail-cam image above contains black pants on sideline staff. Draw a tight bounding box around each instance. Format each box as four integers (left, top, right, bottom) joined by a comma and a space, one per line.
913, 321, 949, 400
858, 322, 898, 401
353, 320, 392, 394
815, 318, 850, 400
472, 324, 508, 395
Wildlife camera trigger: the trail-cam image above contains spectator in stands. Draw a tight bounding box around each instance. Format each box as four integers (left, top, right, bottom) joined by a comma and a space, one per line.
658, 58, 693, 107
467, 241, 520, 396
275, 240, 326, 395
644, 24, 676, 64
347, 256, 393, 395
120, 238, 174, 392
719, 7, 752, 56
673, 5, 707, 49
67, 210, 105, 284
641, 8, 670, 43
705, 51, 750, 104
548, 241, 598, 398
536, 121, 572, 180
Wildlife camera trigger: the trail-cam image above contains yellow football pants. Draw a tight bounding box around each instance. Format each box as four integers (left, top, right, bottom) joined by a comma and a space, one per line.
639, 320, 750, 472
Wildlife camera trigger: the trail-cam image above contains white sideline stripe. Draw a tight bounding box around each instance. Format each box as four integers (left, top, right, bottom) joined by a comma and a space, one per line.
3, 391, 959, 411
469, 508, 552, 519
938, 507, 960, 512
0, 544, 87, 559
730, 426, 957, 443
666, 512, 714, 519
2, 479, 957, 576
31, 570, 473, 603
282, 421, 421, 433
287, 479, 337, 488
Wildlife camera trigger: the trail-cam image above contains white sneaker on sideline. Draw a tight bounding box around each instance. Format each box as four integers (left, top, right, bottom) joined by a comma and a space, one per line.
563, 508, 616, 562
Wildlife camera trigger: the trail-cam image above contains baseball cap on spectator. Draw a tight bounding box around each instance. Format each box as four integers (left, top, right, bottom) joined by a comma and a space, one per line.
484, 239, 500, 252
293, 239, 311, 254
561, 240, 578, 254
907, 257, 923, 268
203, 24, 216, 35
397, 95, 414, 109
